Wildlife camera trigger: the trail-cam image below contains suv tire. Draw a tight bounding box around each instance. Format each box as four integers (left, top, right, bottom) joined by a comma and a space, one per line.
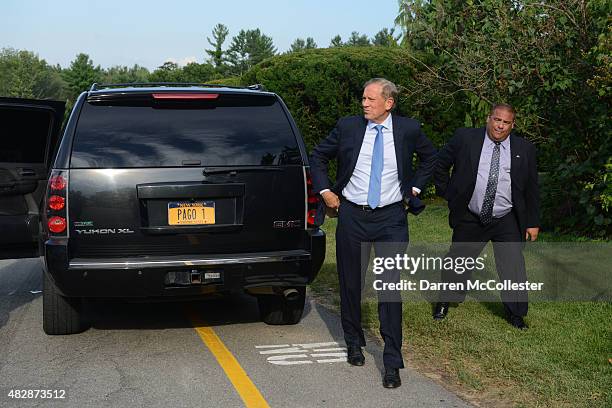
43, 270, 85, 335
257, 287, 306, 325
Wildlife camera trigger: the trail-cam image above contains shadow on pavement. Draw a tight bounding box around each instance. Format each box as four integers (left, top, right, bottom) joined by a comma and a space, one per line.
88, 292, 313, 331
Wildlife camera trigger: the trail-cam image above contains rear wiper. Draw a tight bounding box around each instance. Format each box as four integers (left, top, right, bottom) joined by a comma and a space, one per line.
202, 166, 284, 175
182, 160, 201, 166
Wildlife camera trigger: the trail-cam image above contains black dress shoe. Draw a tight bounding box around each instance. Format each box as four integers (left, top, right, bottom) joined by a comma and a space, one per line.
433, 302, 449, 320
508, 315, 528, 330
382, 367, 401, 388
347, 345, 365, 366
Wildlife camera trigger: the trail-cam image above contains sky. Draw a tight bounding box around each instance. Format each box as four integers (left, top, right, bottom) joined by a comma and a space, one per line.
2, 0, 401, 71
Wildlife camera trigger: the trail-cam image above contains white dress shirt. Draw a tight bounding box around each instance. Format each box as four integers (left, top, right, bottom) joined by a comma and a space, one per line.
342, 114, 403, 207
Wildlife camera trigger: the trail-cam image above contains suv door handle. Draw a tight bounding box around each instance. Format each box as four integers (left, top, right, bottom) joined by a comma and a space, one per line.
19, 168, 36, 177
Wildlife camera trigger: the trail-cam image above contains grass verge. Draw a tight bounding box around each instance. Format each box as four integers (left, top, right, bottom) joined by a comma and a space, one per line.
309, 199, 611, 407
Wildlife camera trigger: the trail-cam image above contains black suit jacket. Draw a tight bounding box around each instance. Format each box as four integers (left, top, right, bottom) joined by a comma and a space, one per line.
433, 127, 540, 239
309, 114, 437, 225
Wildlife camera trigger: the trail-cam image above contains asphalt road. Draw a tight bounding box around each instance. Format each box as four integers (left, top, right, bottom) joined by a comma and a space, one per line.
0, 258, 471, 408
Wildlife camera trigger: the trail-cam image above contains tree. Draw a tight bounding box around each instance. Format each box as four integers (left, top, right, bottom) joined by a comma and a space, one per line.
290, 37, 318, 52
0, 48, 66, 99
346, 31, 370, 46
305, 37, 317, 49
226, 29, 277, 76
243, 47, 419, 155
102, 64, 150, 84
180, 62, 216, 82
149, 61, 181, 82
395, 0, 611, 237
329, 35, 344, 47
205, 23, 229, 73
372, 28, 401, 47
291, 38, 306, 52
62, 53, 102, 100
149, 61, 216, 83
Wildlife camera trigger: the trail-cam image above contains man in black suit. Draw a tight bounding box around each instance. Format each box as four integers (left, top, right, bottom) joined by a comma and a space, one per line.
310, 78, 436, 388
433, 103, 540, 329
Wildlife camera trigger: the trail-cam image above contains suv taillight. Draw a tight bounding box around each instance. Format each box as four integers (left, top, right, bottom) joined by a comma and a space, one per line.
44, 170, 69, 237
306, 169, 319, 228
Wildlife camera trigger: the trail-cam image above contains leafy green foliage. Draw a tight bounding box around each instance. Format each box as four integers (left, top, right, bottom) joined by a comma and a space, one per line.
290, 37, 318, 52
149, 61, 216, 83
102, 64, 150, 84
207, 78, 241, 87
0, 48, 66, 99
329, 35, 344, 47
396, 0, 611, 238
226, 29, 277, 76
346, 31, 370, 46
205, 23, 229, 71
372, 28, 401, 47
62, 53, 102, 100
242, 47, 421, 153
241, 46, 463, 190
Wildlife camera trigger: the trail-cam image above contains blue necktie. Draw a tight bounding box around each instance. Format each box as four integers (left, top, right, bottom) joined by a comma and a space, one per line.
367, 125, 384, 208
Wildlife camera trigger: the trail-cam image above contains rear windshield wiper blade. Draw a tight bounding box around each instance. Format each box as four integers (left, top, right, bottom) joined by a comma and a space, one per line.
202, 166, 284, 175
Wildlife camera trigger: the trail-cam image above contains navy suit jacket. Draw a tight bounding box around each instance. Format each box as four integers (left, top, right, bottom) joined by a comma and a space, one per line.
309, 114, 437, 226
433, 127, 540, 239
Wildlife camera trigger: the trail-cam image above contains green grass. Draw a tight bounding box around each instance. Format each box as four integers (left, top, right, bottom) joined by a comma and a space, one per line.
310, 200, 611, 407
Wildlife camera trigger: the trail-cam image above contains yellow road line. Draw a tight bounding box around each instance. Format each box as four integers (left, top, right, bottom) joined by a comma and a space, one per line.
191, 320, 270, 408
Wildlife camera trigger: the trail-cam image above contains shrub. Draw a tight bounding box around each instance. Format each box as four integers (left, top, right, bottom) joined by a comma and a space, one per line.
242, 47, 440, 151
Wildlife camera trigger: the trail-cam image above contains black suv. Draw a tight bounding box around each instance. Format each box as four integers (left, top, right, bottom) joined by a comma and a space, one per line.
4, 83, 325, 334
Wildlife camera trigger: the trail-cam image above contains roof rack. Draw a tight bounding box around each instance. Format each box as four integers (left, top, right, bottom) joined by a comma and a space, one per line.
89, 82, 266, 92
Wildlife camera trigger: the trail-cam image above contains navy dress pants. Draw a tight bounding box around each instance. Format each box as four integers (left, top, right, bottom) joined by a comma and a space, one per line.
336, 200, 408, 369
441, 210, 528, 317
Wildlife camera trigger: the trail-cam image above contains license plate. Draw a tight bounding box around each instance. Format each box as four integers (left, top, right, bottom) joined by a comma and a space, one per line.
168, 201, 215, 225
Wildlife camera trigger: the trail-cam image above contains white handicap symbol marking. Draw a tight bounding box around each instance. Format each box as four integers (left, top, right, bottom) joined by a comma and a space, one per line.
267, 354, 313, 365
255, 344, 291, 348
258, 347, 304, 355
256, 341, 347, 365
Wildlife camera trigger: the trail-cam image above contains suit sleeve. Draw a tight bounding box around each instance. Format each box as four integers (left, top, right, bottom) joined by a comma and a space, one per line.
525, 142, 540, 228
309, 120, 341, 194
411, 127, 437, 191
433, 130, 461, 198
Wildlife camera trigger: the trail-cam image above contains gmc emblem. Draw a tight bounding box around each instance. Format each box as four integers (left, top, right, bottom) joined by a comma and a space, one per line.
273, 220, 302, 229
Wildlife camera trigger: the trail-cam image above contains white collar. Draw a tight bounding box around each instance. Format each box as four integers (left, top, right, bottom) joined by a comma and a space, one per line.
367, 113, 393, 131
484, 131, 510, 149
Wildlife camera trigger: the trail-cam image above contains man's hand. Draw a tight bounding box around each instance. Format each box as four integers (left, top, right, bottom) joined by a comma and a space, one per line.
321, 191, 340, 209
525, 227, 539, 241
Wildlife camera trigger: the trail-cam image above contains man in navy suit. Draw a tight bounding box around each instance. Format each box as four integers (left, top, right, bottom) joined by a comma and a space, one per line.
432, 104, 540, 329
310, 78, 436, 388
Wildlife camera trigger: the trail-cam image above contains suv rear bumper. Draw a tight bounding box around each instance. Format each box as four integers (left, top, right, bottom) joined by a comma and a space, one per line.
44, 229, 325, 298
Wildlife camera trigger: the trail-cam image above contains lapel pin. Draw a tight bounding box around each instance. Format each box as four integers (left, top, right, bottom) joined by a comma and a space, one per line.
515, 155, 520, 158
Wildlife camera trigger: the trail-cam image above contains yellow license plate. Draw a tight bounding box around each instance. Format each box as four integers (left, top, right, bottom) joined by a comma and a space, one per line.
168, 201, 215, 225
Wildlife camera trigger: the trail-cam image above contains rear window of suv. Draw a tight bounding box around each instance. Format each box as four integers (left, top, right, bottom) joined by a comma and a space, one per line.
70, 93, 301, 168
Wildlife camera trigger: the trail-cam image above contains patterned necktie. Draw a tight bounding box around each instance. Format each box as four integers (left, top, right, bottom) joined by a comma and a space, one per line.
479, 141, 501, 225
367, 125, 384, 209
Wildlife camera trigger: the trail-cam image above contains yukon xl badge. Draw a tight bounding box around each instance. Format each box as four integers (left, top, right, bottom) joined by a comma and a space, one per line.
273, 220, 302, 229
75, 228, 135, 235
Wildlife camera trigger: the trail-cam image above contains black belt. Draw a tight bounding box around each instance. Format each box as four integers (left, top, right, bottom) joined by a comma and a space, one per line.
467, 208, 514, 222
341, 198, 402, 212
